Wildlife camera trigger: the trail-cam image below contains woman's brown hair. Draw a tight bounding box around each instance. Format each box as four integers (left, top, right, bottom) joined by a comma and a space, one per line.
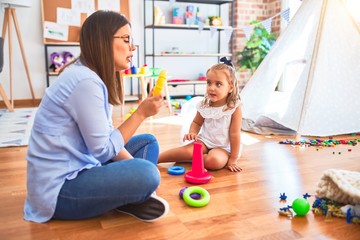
79, 10, 129, 105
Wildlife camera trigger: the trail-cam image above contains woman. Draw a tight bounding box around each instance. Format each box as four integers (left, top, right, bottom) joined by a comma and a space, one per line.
24, 11, 169, 223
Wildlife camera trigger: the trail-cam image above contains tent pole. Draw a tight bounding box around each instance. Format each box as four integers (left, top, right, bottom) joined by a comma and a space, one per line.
295, 0, 328, 140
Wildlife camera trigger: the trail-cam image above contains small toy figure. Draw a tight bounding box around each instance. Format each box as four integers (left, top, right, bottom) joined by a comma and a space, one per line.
49, 52, 64, 72
208, 16, 222, 26
62, 51, 75, 65
303, 193, 311, 199
279, 193, 287, 201
278, 206, 293, 217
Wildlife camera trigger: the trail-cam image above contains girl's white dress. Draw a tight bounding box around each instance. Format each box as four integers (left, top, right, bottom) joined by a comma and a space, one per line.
196, 101, 240, 153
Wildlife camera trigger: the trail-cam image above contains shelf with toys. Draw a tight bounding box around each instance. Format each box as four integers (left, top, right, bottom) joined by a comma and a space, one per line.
146, 53, 232, 57
144, 0, 233, 5
44, 43, 143, 104
144, 23, 233, 30
44, 43, 80, 87
144, 0, 233, 97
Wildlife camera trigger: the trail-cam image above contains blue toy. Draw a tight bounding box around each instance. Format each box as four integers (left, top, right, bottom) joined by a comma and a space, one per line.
168, 166, 186, 175
303, 193, 311, 199
279, 193, 287, 201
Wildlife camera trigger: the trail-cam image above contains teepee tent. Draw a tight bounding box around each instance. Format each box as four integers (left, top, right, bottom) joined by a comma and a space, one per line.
240, 0, 360, 137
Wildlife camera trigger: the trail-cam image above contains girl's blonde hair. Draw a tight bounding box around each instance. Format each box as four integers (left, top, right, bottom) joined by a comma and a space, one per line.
200, 60, 241, 111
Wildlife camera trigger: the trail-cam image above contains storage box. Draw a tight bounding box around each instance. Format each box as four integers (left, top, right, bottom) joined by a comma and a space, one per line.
173, 8, 184, 24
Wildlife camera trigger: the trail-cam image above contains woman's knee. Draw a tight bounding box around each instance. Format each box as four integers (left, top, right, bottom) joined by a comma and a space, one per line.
141, 133, 158, 144
111, 159, 160, 190
133, 159, 160, 184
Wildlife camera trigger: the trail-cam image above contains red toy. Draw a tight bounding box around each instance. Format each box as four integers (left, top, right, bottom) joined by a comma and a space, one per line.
184, 141, 212, 184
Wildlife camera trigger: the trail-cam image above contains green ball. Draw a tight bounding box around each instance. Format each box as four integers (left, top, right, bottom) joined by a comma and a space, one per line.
292, 198, 310, 216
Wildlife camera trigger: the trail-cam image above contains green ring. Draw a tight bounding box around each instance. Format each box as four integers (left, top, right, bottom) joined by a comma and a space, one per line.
183, 186, 210, 208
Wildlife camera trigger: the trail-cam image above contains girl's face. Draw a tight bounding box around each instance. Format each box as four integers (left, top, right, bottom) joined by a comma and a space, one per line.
206, 69, 233, 107
113, 24, 136, 71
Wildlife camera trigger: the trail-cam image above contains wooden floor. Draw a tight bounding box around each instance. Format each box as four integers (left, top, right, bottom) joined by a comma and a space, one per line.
1, 102, 359, 240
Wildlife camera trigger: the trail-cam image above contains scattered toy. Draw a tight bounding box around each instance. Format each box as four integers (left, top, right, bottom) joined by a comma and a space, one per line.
168, 166, 186, 175
182, 186, 210, 208
279, 193, 287, 201
292, 197, 310, 216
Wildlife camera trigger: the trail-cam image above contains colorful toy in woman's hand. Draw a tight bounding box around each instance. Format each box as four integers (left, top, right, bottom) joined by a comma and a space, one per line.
153, 70, 167, 95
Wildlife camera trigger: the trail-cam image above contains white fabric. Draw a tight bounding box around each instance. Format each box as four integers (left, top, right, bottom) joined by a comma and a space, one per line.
316, 169, 360, 205
197, 102, 239, 152
240, 0, 360, 137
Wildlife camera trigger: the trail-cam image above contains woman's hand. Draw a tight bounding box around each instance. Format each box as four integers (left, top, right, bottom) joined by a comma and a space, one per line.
118, 94, 163, 143
136, 94, 163, 118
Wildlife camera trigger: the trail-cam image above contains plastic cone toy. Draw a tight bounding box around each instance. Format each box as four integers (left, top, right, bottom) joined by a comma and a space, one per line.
184, 141, 212, 184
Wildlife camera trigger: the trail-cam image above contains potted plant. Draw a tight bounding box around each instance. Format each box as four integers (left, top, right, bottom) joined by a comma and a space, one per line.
236, 20, 276, 74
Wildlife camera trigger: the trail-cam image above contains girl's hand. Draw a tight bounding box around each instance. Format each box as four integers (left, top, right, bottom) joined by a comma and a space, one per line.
183, 133, 198, 142
226, 159, 242, 172
136, 94, 163, 118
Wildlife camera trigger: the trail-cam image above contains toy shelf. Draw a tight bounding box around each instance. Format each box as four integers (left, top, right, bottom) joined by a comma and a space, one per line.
145, 53, 232, 57
144, 0, 234, 97
167, 80, 207, 97
144, 0, 232, 4
44, 43, 80, 87
144, 24, 233, 30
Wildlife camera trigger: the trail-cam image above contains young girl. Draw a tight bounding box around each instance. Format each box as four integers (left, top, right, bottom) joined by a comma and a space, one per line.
158, 57, 243, 172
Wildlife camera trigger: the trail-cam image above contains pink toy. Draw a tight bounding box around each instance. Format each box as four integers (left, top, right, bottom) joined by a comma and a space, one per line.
184, 141, 212, 184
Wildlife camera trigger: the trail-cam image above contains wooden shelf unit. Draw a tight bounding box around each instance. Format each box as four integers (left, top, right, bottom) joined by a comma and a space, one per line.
144, 0, 234, 97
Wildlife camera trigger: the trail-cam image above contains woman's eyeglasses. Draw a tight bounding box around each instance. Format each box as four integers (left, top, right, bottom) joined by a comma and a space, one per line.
113, 35, 134, 49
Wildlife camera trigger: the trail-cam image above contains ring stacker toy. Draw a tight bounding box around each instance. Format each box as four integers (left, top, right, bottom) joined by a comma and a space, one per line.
184, 141, 212, 184
179, 187, 201, 200
182, 186, 210, 208
168, 166, 186, 175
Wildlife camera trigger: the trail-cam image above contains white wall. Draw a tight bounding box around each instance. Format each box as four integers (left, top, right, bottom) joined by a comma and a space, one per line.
0, 0, 44, 100
0, 0, 230, 100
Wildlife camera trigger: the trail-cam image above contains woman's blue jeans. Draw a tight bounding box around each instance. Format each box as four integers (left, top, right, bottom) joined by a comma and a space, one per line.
53, 134, 160, 220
